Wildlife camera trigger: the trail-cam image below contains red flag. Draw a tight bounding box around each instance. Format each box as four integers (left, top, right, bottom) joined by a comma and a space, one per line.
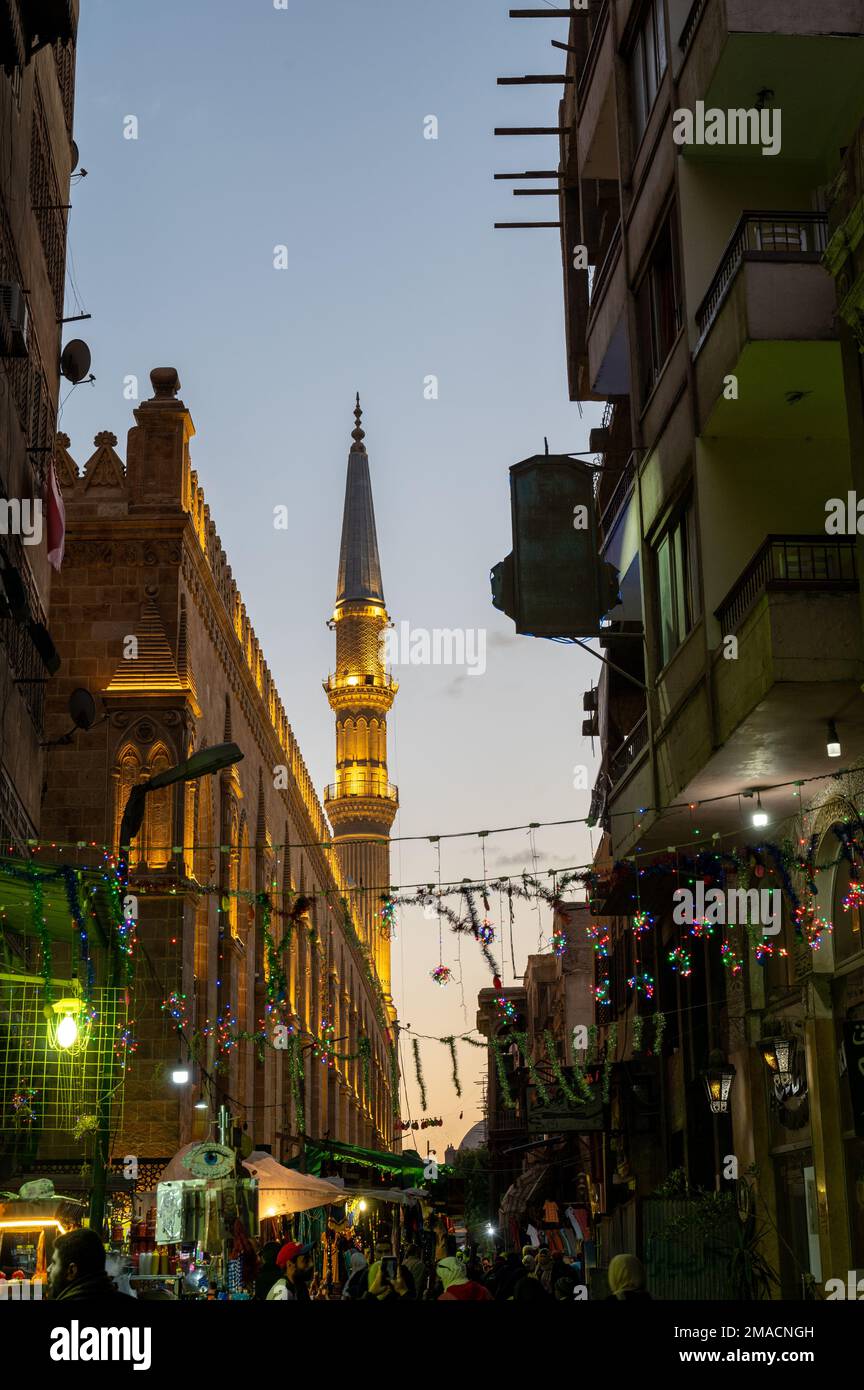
45, 459, 65, 571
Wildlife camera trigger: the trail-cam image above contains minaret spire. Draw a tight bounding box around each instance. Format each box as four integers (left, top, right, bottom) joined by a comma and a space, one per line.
324, 397, 398, 1021
351, 393, 366, 453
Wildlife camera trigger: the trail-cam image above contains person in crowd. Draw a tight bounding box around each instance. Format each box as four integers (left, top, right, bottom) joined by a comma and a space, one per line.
550, 1252, 578, 1298
606, 1253, 651, 1302
437, 1255, 493, 1301
401, 1242, 426, 1296
491, 1252, 524, 1301
535, 1247, 554, 1294
255, 1241, 283, 1300
511, 1251, 554, 1302
366, 1262, 416, 1302
47, 1228, 135, 1301
266, 1241, 314, 1301
341, 1250, 369, 1300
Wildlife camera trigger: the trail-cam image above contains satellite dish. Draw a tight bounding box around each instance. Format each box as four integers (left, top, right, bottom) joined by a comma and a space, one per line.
182, 1142, 236, 1180
60, 339, 91, 384
68, 687, 96, 730
71, 141, 79, 173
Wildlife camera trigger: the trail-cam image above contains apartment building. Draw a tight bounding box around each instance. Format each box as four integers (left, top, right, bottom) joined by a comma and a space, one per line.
554, 0, 864, 1296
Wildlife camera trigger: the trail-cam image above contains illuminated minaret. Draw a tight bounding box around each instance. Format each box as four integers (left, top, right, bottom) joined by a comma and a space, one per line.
324, 396, 398, 1011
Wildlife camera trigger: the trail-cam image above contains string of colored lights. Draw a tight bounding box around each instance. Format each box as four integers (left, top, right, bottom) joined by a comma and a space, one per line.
11, 752, 864, 859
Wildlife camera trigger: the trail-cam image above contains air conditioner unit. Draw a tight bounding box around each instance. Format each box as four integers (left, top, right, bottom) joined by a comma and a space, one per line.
0, 281, 28, 358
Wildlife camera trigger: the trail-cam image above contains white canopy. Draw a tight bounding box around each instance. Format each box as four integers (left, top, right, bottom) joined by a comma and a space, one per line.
158, 1145, 347, 1216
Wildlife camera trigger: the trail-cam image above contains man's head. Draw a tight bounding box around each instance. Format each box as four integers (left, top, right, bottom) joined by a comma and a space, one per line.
276, 1241, 312, 1282
47, 1228, 106, 1299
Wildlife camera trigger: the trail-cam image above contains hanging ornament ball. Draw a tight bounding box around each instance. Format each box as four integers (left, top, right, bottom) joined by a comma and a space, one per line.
431, 965, 452, 987
754, 866, 765, 879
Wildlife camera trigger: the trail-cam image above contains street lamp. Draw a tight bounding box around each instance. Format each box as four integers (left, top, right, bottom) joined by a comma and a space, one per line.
702, 1051, 736, 1115
757, 1035, 803, 1102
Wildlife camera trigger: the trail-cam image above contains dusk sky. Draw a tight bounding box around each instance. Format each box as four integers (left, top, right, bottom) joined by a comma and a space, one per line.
63, 0, 602, 1153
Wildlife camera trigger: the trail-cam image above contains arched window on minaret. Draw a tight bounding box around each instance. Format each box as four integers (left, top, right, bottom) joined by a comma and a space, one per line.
356, 718, 369, 767
114, 744, 143, 867
143, 744, 173, 869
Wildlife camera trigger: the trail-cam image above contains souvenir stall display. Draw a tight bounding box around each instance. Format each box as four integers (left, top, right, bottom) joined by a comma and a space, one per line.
0, 1182, 86, 1289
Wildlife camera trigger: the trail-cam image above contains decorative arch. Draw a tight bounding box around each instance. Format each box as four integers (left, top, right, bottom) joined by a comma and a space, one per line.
114, 744, 144, 866
143, 743, 173, 868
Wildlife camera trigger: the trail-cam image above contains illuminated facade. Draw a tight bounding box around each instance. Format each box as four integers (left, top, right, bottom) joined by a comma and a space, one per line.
40, 371, 397, 1169
324, 399, 398, 1012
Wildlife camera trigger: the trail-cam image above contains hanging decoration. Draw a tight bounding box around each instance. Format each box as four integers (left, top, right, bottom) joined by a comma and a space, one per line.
543, 1030, 580, 1103
627, 972, 655, 1000
287, 1032, 304, 1134
10, 1081, 38, 1128
721, 939, 743, 976
632, 1013, 643, 1054
513, 1030, 550, 1105
602, 1023, 618, 1103
490, 1036, 514, 1109
653, 1012, 666, 1052
396, 1117, 443, 1131
668, 945, 693, 977
30, 873, 52, 1004
587, 922, 610, 956
380, 894, 398, 941
793, 901, 833, 951
631, 910, 653, 937
842, 881, 864, 912
431, 964, 452, 987
442, 1036, 462, 1098
688, 918, 715, 939
161, 990, 189, 1033
412, 1037, 427, 1112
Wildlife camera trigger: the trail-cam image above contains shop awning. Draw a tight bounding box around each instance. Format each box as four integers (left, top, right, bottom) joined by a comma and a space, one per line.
297, 1139, 450, 1183
0, 856, 123, 949
499, 1163, 550, 1219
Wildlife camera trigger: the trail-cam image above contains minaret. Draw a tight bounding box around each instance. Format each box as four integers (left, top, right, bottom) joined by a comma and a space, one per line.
324, 396, 398, 1012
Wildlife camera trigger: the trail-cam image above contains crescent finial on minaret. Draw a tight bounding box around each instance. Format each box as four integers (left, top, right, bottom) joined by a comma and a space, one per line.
351, 392, 366, 453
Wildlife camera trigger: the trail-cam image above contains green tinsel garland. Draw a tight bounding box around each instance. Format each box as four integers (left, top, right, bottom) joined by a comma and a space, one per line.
442, 1036, 462, 1098
653, 1011, 666, 1052
603, 1022, 618, 1103
570, 1055, 595, 1101
390, 1035, 401, 1118
412, 1037, 427, 1112
587, 1023, 598, 1067
543, 1030, 579, 1103
358, 1035, 372, 1097
512, 1030, 550, 1104
490, 1037, 514, 1109
632, 1013, 643, 1054
287, 1033, 305, 1133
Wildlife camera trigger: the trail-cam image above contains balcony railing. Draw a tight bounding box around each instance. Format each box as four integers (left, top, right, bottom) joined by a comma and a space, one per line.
609, 712, 649, 787
577, 0, 610, 106
679, 0, 709, 55
695, 212, 829, 341
588, 219, 621, 316
715, 536, 858, 634
325, 672, 397, 692
599, 449, 637, 533
324, 778, 399, 803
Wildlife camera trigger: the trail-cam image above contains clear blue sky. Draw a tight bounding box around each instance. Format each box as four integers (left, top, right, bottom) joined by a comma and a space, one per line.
63, 0, 602, 1150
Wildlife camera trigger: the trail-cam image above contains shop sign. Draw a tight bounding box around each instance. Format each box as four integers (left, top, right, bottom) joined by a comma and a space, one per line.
527, 1095, 603, 1133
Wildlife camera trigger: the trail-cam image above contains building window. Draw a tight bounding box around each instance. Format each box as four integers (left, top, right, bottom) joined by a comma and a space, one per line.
635, 211, 682, 400
656, 501, 697, 667
631, 0, 668, 146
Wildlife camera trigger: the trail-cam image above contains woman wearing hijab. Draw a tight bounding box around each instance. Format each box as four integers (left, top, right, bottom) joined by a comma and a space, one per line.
436, 1255, 493, 1301
606, 1253, 651, 1301
341, 1250, 368, 1300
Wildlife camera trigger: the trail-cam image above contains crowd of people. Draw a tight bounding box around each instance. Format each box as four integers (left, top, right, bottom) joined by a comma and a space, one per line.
38, 1224, 652, 1302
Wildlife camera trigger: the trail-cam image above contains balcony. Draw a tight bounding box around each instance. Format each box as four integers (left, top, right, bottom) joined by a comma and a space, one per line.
324, 778, 399, 805
608, 712, 649, 789
677, 0, 864, 165
715, 536, 857, 633
606, 535, 864, 858
587, 222, 629, 394
693, 212, 843, 437
576, 0, 617, 181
